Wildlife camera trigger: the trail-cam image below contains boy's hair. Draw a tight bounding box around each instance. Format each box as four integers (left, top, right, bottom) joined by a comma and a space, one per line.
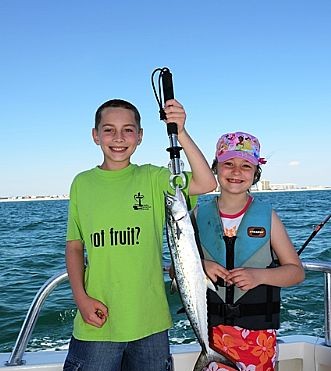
94, 99, 141, 130
211, 158, 262, 185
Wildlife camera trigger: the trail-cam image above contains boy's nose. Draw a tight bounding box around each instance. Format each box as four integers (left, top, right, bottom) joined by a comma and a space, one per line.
113, 131, 124, 141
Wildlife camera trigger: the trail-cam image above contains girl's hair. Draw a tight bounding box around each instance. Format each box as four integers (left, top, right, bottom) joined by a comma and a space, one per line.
94, 99, 141, 129
211, 158, 262, 185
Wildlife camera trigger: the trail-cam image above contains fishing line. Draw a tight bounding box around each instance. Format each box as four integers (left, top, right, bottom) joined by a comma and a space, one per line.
297, 212, 331, 256
151, 67, 186, 189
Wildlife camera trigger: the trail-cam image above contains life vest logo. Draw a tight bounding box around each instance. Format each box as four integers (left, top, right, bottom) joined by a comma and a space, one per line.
247, 226, 266, 238
132, 192, 151, 210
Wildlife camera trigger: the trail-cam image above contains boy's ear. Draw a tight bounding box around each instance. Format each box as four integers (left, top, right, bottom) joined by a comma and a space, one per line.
92, 128, 100, 145
137, 128, 143, 145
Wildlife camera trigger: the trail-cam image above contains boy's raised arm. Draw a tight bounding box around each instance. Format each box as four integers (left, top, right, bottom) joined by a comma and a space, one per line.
163, 99, 217, 195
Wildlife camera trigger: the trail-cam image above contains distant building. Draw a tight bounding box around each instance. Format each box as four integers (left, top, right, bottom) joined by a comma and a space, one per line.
253, 180, 299, 191
260, 179, 271, 190
270, 183, 297, 190
251, 179, 271, 191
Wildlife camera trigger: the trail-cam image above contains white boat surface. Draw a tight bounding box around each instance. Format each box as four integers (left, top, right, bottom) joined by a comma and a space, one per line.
1, 260, 331, 371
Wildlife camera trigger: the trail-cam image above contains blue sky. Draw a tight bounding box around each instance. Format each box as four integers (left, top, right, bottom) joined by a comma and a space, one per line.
1, 0, 330, 197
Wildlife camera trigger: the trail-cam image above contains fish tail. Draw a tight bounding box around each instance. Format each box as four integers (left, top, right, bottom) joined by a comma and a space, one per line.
193, 351, 239, 371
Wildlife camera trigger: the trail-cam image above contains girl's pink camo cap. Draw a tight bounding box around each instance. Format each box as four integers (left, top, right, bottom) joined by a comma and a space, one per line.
215, 132, 267, 165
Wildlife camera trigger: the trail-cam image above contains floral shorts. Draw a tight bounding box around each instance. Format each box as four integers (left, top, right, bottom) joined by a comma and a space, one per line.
204, 325, 277, 371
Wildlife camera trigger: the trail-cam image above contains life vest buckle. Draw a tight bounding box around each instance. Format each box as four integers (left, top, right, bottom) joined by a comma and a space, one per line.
224, 304, 241, 320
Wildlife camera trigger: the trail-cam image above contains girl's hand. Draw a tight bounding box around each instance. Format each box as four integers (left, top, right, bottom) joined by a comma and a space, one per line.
226, 267, 264, 291
203, 259, 232, 285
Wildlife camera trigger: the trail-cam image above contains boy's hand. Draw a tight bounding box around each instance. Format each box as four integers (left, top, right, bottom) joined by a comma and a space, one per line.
163, 99, 186, 134
77, 295, 109, 328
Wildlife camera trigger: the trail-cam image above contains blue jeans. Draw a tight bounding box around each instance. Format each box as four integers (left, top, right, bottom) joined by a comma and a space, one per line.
63, 331, 173, 371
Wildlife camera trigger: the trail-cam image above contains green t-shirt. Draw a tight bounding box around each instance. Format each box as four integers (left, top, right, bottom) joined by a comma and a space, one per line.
67, 164, 195, 341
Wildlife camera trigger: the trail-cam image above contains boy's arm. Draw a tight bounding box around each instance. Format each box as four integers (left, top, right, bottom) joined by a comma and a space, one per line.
66, 240, 108, 327
163, 99, 217, 195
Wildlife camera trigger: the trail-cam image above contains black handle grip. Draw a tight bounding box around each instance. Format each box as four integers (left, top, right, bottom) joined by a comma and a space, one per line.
162, 68, 176, 135
162, 68, 174, 101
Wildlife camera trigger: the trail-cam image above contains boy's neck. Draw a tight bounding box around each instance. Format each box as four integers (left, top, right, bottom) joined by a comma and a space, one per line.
99, 161, 131, 171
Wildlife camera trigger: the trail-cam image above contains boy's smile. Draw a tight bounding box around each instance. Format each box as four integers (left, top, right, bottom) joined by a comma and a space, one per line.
92, 107, 143, 170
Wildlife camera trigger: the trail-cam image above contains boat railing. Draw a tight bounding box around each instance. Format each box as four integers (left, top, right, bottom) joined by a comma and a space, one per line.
4, 260, 331, 367
5, 270, 68, 366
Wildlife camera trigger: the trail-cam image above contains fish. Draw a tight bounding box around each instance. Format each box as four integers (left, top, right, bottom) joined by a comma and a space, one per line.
165, 186, 239, 371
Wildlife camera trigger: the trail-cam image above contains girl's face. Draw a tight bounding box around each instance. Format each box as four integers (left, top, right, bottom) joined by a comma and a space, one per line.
92, 107, 143, 170
217, 157, 256, 194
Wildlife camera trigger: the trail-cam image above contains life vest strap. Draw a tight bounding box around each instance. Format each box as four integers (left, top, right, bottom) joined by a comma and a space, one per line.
208, 301, 280, 323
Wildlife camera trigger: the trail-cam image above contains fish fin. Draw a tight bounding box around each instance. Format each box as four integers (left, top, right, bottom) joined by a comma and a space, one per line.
170, 278, 178, 294
176, 306, 186, 314
206, 277, 217, 292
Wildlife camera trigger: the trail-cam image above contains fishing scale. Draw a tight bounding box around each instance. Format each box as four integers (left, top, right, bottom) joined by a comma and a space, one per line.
151, 67, 186, 189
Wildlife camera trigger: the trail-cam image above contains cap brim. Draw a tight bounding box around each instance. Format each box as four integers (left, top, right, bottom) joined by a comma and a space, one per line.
217, 151, 258, 165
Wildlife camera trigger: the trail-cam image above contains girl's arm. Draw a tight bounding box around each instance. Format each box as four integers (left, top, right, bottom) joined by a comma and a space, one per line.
226, 210, 305, 290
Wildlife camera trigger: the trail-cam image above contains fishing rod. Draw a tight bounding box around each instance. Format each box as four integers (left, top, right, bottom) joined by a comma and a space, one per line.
151, 67, 186, 189
297, 212, 331, 256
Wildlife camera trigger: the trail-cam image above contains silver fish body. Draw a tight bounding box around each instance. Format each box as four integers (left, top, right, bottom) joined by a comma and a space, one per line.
165, 187, 238, 371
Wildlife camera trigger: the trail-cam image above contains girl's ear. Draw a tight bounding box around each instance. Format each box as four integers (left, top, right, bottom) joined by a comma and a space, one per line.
211, 158, 218, 174
92, 128, 100, 145
253, 166, 262, 185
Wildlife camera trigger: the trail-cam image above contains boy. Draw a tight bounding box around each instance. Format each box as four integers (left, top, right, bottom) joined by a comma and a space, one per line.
63, 98, 216, 370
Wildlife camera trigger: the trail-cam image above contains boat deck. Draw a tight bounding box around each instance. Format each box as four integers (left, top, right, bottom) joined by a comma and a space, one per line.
1, 260, 331, 370
1, 336, 331, 371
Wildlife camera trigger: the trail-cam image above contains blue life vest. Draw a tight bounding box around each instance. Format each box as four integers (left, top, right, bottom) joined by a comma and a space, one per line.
194, 196, 280, 330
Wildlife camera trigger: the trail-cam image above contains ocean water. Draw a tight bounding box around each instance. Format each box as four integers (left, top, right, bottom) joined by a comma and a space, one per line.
0, 190, 330, 353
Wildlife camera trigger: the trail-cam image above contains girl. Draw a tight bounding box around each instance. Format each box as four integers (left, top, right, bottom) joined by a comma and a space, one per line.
196, 132, 305, 371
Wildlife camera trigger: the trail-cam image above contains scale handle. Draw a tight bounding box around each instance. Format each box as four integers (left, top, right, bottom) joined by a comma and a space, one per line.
161, 69, 177, 136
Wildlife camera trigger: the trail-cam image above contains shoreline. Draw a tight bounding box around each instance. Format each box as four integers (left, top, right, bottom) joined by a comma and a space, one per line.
0, 195, 69, 203
1, 187, 330, 203
208, 186, 331, 195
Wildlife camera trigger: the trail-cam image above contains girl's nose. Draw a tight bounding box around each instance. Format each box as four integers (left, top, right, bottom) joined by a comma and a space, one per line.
231, 165, 241, 174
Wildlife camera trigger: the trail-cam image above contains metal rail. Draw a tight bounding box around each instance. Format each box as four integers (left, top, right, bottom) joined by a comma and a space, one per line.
5, 270, 68, 366
4, 261, 331, 366
302, 260, 331, 346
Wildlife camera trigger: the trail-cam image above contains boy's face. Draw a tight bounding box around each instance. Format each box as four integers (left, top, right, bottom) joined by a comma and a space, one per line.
92, 107, 143, 170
